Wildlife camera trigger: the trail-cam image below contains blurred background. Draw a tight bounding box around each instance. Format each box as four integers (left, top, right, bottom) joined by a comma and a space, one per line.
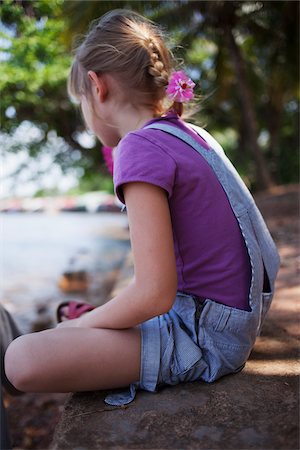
1, 0, 299, 199
0, 1, 299, 449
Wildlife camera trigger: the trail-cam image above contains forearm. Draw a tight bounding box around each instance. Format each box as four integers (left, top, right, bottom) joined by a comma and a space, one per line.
78, 280, 173, 329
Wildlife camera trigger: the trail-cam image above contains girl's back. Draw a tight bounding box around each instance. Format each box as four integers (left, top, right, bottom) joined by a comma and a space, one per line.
114, 112, 251, 310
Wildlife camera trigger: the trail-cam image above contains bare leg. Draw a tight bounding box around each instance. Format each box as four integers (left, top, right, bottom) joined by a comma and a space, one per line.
4, 326, 141, 393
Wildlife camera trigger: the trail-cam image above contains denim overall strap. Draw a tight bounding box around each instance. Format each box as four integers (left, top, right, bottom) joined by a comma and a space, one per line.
144, 123, 280, 316
144, 123, 254, 216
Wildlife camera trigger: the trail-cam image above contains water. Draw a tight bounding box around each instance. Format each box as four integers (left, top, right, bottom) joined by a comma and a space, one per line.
1, 212, 129, 332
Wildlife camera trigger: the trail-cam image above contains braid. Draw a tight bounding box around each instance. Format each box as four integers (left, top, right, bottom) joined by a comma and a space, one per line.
146, 39, 169, 88
69, 10, 175, 116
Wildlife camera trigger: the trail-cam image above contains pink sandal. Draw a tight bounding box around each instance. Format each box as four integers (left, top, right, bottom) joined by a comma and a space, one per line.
56, 301, 96, 323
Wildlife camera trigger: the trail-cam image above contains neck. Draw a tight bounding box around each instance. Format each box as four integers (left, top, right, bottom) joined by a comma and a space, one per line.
115, 105, 156, 139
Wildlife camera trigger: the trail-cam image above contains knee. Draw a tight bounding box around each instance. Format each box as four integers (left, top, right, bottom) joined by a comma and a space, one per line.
4, 335, 36, 392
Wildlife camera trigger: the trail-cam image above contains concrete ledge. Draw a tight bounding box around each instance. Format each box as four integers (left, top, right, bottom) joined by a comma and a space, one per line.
51, 338, 298, 450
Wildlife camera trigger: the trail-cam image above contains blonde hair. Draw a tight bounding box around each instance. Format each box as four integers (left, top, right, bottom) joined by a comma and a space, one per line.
68, 9, 183, 116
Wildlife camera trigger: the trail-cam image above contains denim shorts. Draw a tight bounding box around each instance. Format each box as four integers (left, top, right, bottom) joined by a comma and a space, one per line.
105, 291, 210, 406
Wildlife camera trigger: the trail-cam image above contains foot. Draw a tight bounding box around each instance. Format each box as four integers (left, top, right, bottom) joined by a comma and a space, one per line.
56, 301, 96, 323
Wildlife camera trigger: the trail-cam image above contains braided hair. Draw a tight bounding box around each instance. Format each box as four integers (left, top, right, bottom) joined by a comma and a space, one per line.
68, 9, 182, 116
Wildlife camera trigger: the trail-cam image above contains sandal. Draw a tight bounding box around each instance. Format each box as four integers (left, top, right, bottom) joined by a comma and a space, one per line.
56, 301, 96, 323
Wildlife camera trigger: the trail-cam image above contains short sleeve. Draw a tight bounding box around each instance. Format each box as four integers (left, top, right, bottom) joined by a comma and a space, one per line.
113, 132, 177, 204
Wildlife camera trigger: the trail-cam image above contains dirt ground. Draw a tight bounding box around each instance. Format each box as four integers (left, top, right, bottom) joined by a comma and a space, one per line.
3, 184, 299, 450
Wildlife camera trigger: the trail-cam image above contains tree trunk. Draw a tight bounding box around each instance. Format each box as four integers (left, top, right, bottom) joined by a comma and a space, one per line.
225, 26, 274, 190
268, 89, 283, 183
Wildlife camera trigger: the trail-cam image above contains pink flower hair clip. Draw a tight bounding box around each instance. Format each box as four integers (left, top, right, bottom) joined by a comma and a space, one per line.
166, 70, 195, 103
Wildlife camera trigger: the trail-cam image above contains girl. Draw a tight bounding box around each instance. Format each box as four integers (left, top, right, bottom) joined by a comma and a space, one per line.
4, 9, 280, 406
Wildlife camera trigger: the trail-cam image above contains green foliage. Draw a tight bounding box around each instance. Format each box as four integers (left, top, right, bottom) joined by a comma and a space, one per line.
1, 0, 299, 196
178, 1, 299, 187
1, 0, 70, 131
0, 0, 105, 195
68, 173, 114, 196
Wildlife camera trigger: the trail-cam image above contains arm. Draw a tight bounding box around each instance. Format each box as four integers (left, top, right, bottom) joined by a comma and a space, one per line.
75, 182, 177, 329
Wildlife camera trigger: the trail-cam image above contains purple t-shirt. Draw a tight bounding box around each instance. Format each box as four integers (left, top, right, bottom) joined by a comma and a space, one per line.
114, 113, 251, 310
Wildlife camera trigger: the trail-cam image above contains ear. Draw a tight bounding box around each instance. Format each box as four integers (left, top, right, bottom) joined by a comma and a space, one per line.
87, 71, 108, 102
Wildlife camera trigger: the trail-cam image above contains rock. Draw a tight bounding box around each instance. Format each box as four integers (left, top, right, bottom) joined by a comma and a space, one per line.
58, 271, 89, 293
51, 351, 299, 449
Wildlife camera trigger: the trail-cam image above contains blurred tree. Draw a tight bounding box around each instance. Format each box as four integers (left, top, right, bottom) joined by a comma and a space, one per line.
52, 0, 300, 189
200, 1, 275, 189
140, 0, 299, 188
1, 0, 298, 194
0, 0, 110, 195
